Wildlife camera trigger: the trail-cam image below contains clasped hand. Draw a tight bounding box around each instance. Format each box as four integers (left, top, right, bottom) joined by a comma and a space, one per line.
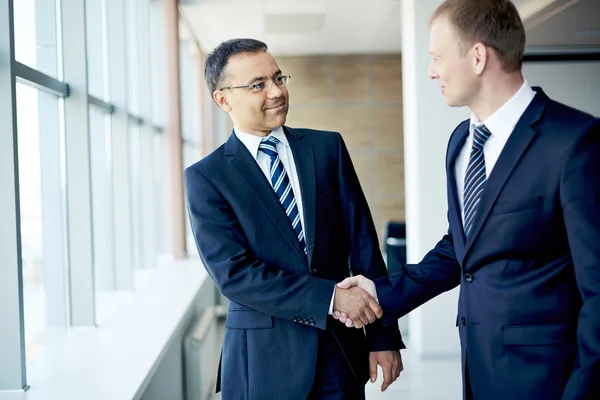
332, 275, 379, 328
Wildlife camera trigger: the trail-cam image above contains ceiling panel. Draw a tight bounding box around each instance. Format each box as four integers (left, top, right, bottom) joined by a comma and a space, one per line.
179, 0, 600, 56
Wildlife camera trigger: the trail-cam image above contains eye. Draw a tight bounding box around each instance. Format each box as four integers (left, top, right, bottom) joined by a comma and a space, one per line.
274, 75, 284, 83
251, 82, 265, 92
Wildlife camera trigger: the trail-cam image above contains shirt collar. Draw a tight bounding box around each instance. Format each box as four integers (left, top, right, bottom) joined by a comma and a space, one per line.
469, 80, 536, 141
234, 126, 288, 160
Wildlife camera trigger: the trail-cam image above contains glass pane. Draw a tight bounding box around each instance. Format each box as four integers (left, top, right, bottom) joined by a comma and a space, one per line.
155, 133, 170, 255
86, 0, 108, 98
125, 0, 139, 114
90, 106, 115, 291
129, 124, 143, 269
183, 143, 198, 256
140, 126, 156, 269
14, 0, 60, 79
150, 2, 166, 127
153, 133, 166, 254
16, 82, 67, 363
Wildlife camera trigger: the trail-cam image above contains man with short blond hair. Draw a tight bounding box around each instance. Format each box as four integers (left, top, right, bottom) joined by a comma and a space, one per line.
335, 1, 600, 399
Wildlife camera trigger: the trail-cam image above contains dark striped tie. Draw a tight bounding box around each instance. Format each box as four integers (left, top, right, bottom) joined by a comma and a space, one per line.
259, 137, 307, 255
463, 124, 491, 238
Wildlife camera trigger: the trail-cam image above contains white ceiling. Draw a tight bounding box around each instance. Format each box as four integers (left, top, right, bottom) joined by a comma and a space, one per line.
178, 0, 600, 56
179, 0, 402, 55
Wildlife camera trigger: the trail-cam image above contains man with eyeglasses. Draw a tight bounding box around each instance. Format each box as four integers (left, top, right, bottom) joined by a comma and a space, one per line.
184, 38, 404, 399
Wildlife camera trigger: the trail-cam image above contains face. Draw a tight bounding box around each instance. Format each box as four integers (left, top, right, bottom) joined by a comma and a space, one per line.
428, 16, 480, 107
215, 51, 289, 136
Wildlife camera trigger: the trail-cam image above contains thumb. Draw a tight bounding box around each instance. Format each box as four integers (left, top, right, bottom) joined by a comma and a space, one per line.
336, 276, 359, 289
369, 354, 378, 383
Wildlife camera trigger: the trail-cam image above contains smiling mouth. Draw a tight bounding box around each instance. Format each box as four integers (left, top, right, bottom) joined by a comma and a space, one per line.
265, 104, 285, 111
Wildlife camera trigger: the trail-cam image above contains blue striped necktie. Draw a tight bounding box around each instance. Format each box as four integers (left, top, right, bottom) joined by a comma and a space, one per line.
463, 124, 492, 238
259, 137, 307, 255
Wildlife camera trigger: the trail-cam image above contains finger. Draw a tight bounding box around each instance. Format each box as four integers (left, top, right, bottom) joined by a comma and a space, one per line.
396, 357, 403, 379
381, 363, 393, 392
392, 360, 400, 380
362, 305, 376, 324
333, 311, 341, 320
368, 297, 384, 319
349, 318, 362, 328
338, 313, 348, 323
357, 310, 371, 327
369, 354, 378, 383
336, 277, 358, 289
391, 360, 400, 382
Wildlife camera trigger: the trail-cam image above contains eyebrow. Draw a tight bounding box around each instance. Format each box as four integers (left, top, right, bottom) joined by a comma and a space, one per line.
245, 69, 282, 85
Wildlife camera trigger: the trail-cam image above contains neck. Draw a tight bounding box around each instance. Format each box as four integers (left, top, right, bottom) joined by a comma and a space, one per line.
469, 72, 524, 122
234, 124, 272, 137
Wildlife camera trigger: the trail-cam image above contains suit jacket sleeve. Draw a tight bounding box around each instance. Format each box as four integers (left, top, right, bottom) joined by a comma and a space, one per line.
375, 226, 462, 326
335, 133, 404, 351
560, 120, 600, 399
184, 165, 335, 330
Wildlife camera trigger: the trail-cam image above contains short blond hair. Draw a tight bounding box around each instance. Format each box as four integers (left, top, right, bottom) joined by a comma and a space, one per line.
431, 0, 526, 72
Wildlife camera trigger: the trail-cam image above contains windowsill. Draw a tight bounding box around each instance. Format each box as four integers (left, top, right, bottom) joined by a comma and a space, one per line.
0, 257, 207, 400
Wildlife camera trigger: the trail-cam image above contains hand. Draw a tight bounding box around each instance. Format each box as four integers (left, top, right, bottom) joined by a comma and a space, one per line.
333, 275, 377, 328
333, 286, 382, 329
338, 275, 377, 300
369, 351, 403, 392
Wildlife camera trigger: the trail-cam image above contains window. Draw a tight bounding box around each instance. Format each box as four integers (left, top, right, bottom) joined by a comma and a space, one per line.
16, 82, 67, 364
14, 0, 60, 79
89, 105, 116, 291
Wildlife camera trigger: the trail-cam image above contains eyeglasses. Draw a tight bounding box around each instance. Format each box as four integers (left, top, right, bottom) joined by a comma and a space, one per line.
220, 75, 291, 93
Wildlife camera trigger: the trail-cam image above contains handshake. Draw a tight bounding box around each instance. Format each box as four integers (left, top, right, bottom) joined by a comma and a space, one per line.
332, 275, 379, 329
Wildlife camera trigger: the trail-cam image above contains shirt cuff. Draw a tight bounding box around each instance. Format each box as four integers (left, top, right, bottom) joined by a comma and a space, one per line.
328, 287, 335, 315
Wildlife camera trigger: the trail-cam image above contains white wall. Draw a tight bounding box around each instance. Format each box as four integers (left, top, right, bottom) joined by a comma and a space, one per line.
401, 0, 467, 357
523, 61, 600, 117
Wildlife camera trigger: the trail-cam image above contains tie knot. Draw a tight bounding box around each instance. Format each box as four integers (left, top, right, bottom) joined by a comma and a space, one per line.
259, 136, 280, 157
472, 124, 491, 150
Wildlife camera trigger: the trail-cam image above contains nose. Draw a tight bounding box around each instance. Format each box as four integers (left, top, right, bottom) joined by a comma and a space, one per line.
266, 79, 284, 98
428, 60, 438, 80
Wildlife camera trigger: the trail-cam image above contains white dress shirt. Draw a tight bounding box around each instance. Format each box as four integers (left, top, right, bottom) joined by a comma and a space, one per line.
234, 126, 336, 314
234, 126, 305, 230
455, 81, 536, 223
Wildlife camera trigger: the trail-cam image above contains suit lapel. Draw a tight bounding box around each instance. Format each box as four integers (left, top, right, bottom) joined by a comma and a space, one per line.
462, 88, 548, 263
446, 123, 470, 258
284, 127, 317, 266
225, 132, 308, 266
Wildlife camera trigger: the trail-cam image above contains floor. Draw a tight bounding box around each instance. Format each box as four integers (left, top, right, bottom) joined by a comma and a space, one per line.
364, 345, 462, 399
210, 329, 463, 400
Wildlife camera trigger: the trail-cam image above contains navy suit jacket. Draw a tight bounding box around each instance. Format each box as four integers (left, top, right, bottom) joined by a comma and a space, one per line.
375, 88, 600, 400
185, 127, 403, 399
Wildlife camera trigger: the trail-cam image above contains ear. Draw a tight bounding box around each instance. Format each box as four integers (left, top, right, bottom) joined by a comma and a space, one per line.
213, 90, 232, 112
472, 42, 488, 76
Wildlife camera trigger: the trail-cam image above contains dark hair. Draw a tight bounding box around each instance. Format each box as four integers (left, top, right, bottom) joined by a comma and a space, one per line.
204, 38, 268, 93
431, 0, 526, 72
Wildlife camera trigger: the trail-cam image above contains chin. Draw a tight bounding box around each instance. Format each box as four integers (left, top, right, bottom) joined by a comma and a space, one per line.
270, 114, 287, 128
445, 97, 462, 108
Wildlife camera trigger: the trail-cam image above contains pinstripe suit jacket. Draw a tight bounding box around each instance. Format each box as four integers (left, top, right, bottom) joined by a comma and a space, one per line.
184, 126, 403, 399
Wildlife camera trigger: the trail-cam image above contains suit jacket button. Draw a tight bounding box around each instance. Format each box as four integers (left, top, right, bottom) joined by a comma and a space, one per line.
309, 320, 315, 326
292, 317, 298, 323
464, 273, 473, 283
311, 269, 317, 274
461, 317, 466, 326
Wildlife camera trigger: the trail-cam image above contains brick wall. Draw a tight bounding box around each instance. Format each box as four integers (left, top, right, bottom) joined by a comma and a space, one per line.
277, 55, 405, 245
